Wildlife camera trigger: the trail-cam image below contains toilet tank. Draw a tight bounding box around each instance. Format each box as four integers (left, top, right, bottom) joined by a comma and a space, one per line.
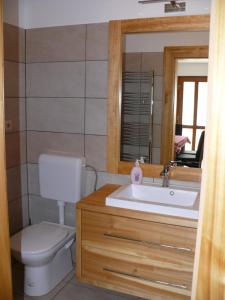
39, 154, 85, 204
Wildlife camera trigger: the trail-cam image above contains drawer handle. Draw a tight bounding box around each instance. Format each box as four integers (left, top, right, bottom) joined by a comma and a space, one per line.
104, 233, 192, 253
103, 268, 187, 290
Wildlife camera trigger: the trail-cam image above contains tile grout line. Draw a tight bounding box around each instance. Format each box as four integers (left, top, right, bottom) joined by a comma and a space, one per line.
84, 24, 88, 157
24, 28, 32, 226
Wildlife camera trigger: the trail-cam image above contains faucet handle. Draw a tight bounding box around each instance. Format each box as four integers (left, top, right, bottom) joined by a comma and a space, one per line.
169, 160, 182, 167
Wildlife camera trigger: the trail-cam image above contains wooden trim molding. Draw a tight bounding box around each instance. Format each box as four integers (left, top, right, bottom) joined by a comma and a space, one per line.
192, 1, 225, 298
0, 0, 13, 299
107, 15, 210, 180
161, 46, 209, 164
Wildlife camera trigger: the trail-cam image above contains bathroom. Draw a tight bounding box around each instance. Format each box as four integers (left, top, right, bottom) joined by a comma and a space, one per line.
1, 0, 225, 299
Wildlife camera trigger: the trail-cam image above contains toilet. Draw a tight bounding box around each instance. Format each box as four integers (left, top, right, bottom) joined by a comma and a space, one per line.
10, 154, 85, 297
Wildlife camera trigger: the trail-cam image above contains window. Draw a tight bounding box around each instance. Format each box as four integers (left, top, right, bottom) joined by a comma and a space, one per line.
176, 76, 208, 150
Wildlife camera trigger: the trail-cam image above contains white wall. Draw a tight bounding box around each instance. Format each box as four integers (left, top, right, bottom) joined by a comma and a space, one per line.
177, 60, 208, 76
4, 0, 211, 29
125, 31, 209, 53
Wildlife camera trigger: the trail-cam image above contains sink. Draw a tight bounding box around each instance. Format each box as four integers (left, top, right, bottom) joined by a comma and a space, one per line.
106, 184, 199, 219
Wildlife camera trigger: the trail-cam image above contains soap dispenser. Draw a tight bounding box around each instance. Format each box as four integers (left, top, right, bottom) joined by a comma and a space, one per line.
130, 159, 143, 184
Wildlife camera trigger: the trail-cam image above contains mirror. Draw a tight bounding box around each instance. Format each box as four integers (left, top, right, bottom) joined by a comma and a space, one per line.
107, 15, 210, 181
121, 32, 209, 166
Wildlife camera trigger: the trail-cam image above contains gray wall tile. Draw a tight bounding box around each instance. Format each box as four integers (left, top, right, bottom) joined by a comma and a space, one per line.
28, 163, 40, 196
152, 147, 160, 164
7, 164, 27, 201
5, 98, 26, 132
141, 52, 163, 75
86, 23, 108, 60
27, 98, 85, 133
4, 61, 25, 97
26, 62, 85, 97
123, 53, 142, 72
8, 198, 23, 235
153, 100, 162, 125
4, 23, 25, 63
154, 76, 163, 101
85, 135, 106, 171
26, 25, 86, 63
86, 61, 108, 98
5, 132, 26, 168
27, 131, 84, 163
29, 195, 75, 226
153, 124, 161, 148
85, 98, 107, 135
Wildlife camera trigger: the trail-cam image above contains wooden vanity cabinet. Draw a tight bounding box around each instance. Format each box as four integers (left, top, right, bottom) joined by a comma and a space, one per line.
76, 184, 198, 300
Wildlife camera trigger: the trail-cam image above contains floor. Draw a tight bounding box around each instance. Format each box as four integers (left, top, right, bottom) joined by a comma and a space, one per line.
13, 263, 143, 300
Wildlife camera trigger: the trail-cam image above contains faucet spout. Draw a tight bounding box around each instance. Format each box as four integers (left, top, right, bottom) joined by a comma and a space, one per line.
160, 161, 179, 187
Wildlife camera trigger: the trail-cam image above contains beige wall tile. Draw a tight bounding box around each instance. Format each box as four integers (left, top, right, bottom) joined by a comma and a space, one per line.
4, 61, 25, 97
141, 52, 163, 75
26, 25, 86, 63
27, 131, 84, 163
85, 98, 107, 135
5, 98, 26, 132
8, 198, 23, 235
86, 61, 108, 98
4, 23, 25, 63
5, 132, 26, 168
123, 53, 142, 72
27, 98, 85, 133
86, 23, 108, 60
7, 164, 27, 201
85, 135, 106, 171
26, 62, 85, 97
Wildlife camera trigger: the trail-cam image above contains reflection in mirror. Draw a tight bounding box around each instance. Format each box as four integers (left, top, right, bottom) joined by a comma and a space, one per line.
175, 59, 208, 168
120, 31, 209, 167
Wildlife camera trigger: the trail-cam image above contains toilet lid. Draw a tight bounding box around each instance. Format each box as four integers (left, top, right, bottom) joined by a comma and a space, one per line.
11, 223, 69, 255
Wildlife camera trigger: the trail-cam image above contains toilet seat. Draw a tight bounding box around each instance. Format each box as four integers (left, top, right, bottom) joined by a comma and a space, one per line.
11, 222, 72, 256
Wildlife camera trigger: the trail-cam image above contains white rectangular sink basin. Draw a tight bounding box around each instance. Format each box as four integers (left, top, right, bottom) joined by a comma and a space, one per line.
106, 184, 199, 219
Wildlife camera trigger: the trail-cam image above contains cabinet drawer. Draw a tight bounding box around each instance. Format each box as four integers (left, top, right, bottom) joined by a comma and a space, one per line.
82, 247, 191, 300
82, 211, 196, 269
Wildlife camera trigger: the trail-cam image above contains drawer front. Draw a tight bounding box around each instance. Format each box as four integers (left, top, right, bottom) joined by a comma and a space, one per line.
82, 247, 191, 300
82, 211, 196, 270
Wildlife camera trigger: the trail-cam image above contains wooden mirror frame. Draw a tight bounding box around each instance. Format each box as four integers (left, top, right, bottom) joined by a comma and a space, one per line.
107, 15, 210, 182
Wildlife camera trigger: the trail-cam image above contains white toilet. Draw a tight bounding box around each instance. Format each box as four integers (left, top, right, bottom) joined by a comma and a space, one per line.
10, 154, 85, 297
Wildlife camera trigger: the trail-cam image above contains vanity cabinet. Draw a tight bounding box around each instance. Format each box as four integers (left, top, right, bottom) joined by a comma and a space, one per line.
76, 184, 198, 300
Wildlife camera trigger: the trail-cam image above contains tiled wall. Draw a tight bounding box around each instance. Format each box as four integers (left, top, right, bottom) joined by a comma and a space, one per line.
4, 22, 201, 231
123, 52, 163, 163
4, 23, 28, 234
26, 23, 109, 226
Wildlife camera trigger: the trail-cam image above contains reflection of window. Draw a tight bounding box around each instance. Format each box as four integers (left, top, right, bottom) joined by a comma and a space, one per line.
176, 76, 207, 150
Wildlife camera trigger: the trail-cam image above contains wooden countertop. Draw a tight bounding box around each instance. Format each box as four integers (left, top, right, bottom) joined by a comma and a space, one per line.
77, 184, 198, 228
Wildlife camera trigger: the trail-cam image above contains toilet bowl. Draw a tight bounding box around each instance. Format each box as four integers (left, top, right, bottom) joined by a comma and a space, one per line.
10, 154, 85, 296
11, 222, 75, 296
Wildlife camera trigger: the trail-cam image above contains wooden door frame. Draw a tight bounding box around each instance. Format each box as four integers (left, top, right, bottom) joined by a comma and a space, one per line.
0, 0, 13, 299
161, 45, 208, 163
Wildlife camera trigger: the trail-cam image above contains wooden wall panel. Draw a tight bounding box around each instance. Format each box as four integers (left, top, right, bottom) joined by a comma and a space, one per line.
192, 1, 225, 299
0, 0, 13, 299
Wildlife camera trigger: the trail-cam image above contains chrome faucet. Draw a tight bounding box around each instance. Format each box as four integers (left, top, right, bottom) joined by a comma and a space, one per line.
160, 161, 179, 187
